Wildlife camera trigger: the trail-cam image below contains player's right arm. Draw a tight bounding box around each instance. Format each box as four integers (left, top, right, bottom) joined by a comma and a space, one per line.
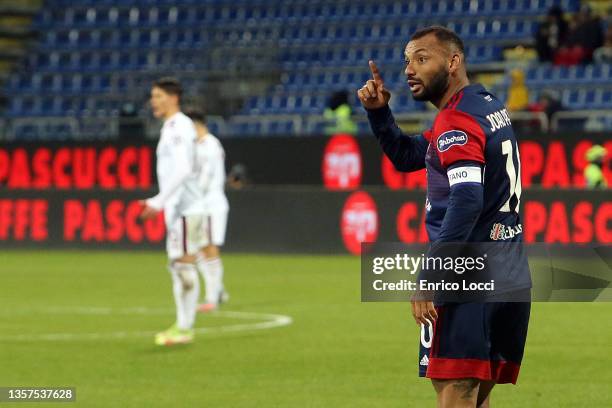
358, 60, 428, 172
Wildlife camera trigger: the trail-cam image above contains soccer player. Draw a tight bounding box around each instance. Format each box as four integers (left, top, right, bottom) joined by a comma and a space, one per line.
184, 108, 230, 313
140, 77, 206, 346
357, 26, 531, 407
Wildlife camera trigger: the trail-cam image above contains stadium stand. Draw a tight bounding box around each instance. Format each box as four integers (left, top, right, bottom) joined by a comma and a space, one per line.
1, 0, 610, 139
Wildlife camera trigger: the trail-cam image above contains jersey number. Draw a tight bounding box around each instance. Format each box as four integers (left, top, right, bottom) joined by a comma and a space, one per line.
500, 140, 522, 213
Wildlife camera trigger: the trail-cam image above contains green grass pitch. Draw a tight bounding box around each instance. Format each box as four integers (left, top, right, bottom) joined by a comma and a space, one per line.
0, 251, 611, 407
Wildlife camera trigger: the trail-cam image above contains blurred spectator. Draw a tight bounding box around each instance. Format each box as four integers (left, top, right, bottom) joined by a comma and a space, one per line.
506, 69, 529, 112
584, 145, 608, 188
535, 6, 568, 62
593, 27, 612, 63
227, 163, 248, 189
323, 90, 357, 136
555, 5, 604, 64
553, 44, 588, 65
528, 92, 564, 124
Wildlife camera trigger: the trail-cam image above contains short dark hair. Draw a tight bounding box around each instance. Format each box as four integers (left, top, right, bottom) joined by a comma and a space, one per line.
152, 77, 183, 100
410, 25, 465, 55
184, 106, 206, 124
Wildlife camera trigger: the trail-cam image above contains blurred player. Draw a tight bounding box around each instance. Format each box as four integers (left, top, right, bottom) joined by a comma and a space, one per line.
140, 77, 206, 346
184, 108, 230, 313
358, 26, 531, 407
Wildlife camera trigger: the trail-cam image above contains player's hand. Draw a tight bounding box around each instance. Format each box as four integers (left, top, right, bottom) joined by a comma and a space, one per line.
411, 300, 438, 327
138, 200, 159, 221
357, 60, 391, 110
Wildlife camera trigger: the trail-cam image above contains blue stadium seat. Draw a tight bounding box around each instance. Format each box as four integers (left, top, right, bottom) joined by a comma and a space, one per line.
6, 0, 610, 138
266, 120, 294, 135
563, 89, 583, 110
603, 90, 612, 108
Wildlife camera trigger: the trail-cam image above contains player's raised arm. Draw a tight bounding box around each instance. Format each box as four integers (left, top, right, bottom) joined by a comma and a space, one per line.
360, 60, 428, 172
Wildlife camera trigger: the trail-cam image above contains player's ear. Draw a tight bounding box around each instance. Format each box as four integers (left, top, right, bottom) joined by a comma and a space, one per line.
448, 52, 461, 74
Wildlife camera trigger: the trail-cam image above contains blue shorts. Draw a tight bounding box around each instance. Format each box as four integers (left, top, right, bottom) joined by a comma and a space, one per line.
419, 300, 530, 384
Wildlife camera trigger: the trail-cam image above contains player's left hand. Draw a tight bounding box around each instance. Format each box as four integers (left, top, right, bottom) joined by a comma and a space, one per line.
411, 300, 438, 326
138, 200, 159, 220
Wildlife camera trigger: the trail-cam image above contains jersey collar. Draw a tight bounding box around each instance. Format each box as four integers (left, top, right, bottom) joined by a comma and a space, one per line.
442, 84, 485, 110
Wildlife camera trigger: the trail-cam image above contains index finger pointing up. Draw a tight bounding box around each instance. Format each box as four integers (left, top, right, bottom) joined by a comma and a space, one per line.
369, 60, 384, 85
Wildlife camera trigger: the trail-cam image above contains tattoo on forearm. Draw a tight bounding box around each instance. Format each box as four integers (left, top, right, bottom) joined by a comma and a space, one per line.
453, 379, 479, 400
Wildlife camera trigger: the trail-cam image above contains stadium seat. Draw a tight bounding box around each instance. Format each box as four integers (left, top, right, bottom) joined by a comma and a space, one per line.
5, 0, 609, 138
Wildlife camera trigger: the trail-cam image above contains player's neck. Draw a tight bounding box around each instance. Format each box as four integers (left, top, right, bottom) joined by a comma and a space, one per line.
196, 124, 209, 141
434, 78, 470, 110
163, 107, 180, 121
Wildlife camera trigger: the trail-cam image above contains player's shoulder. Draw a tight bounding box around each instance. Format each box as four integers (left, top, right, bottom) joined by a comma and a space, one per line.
198, 134, 224, 153
164, 112, 194, 132
430, 85, 493, 157
433, 105, 479, 134
434, 84, 506, 134
162, 113, 197, 147
175, 112, 197, 130
206, 133, 220, 143
207, 134, 225, 150
454, 84, 505, 118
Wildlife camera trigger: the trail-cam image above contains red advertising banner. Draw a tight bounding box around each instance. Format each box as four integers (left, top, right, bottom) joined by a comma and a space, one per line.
0, 190, 609, 252
0, 137, 609, 252
0, 146, 152, 190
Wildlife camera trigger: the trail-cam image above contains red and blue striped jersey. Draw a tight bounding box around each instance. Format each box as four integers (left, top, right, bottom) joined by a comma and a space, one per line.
423, 83, 523, 243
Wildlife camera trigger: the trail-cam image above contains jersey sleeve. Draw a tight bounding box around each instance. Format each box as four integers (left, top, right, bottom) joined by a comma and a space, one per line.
433, 109, 486, 169
366, 105, 429, 172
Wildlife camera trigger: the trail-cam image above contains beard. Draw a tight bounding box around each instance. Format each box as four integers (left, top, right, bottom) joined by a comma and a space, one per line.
412, 68, 450, 102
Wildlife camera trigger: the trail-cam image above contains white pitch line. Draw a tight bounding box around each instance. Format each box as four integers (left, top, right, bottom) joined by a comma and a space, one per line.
0, 307, 293, 342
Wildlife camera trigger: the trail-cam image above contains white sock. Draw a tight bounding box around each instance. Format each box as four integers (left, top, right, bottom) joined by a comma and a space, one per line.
197, 256, 223, 304
196, 254, 209, 303
168, 263, 186, 329
217, 258, 225, 295
169, 262, 200, 330
208, 257, 224, 303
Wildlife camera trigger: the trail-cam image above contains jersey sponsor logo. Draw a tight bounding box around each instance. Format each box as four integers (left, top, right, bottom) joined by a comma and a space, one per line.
447, 166, 482, 186
340, 191, 378, 254
322, 134, 362, 190
486, 108, 512, 132
490, 222, 523, 241
437, 130, 468, 152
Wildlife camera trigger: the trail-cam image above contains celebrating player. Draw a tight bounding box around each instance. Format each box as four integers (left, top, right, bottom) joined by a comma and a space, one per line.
184, 108, 230, 313
140, 77, 206, 346
358, 26, 531, 408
